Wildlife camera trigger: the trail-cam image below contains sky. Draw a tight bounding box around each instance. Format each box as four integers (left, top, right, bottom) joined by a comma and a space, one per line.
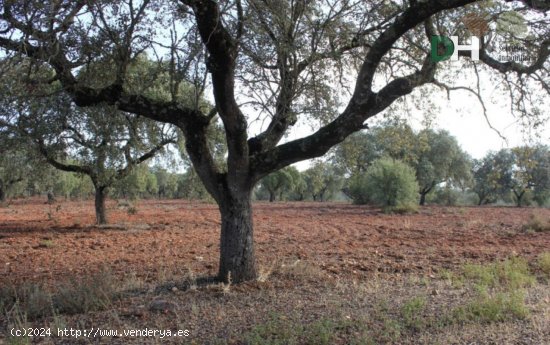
273, 75, 549, 172
428, 90, 549, 159
275, 44, 550, 171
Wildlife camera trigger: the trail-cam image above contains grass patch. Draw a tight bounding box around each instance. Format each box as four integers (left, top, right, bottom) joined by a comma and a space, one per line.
38, 239, 55, 248
444, 257, 536, 325
0, 283, 52, 320
438, 268, 465, 288
53, 270, 118, 315
538, 252, 550, 277
401, 296, 427, 331
462, 257, 535, 290
368, 300, 402, 343
451, 290, 529, 323
1, 270, 119, 320
522, 212, 550, 232
244, 313, 338, 345
383, 203, 418, 215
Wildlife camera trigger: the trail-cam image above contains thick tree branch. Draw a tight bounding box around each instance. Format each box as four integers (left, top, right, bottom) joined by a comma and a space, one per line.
251, 0, 477, 178
249, 4, 398, 153
116, 137, 176, 179
71, 86, 209, 128
181, 0, 250, 189
35, 139, 93, 176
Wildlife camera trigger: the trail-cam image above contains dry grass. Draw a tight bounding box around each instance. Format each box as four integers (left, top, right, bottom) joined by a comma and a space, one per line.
1, 270, 119, 321
522, 211, 550, 232
1, 257, 549, 344
538, 252, 550, 278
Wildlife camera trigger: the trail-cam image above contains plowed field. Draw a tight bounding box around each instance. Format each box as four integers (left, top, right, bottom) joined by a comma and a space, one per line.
1, 198, 548, 285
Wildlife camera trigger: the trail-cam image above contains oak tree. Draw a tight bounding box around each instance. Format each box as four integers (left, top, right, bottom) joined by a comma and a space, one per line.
1, 0, 548, 282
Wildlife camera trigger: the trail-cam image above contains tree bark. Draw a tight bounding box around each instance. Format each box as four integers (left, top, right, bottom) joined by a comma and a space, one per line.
419, 184, 434, 206
419, 192, 427, 206
47, 191, 56, 204
218, 190, 257, 283
95, 186, 108, 225
514, 190, 525, 207
0, 185, 5, 203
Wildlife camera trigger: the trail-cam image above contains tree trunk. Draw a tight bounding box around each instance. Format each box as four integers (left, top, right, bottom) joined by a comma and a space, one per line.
515, 191, 524, 207
269, 191, 275, 202
218, 190, 257, 283
0, 185, 5, 203
47, 191, 56, 204
95, 186, 108, 225
419, 192, 427, 206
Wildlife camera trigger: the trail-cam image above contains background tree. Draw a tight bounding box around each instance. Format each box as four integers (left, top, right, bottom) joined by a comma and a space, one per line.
177, 168, 215, 201
1, 0, 548, 282
0, 125, 52, 202
414, 129, 472, 205
351, 157, 419, 212
332, 131, 378, 177
284, 167, 307, 201
258, 167, 296, 202
510, 145, 550, 207
530, 146, 550, 206
2, 93, 177, 224
334, 124, 472, 205
153, 167, 180, 199
112, 164, 158, 200
472, 149, 515, 205
303, 161, 343, 202
0, 144, 29, 203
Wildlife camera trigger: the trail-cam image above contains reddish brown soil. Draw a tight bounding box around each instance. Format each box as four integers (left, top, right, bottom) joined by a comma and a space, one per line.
1, 198, 549, 286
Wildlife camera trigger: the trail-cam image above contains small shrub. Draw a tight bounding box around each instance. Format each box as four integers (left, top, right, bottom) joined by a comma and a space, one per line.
0, 283, 52, 320
451, 290, 529, 323
462, 257, 535, 290
244, 313, 337, 345
38, 239, 55, 248
127, 206, 138, 215
1, 271, 119, 320
347, 174, 370, 205
538, 252, 550, 277
349, 158, 418, 212
401, 296, 427, 330
384, 204, 418, 214
432, 187, 460, 206
522, 212, 550, 232
117, 199, 132, 208
5, 304, 31, 345
53, 270, 118, 315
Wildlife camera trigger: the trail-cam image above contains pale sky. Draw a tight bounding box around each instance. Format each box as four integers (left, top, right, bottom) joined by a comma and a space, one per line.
277, 61, 550, 170
278, 85, 549, 171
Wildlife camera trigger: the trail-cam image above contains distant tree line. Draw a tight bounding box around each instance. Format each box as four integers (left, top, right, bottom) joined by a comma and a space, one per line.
256, 121, 550, 208
0, 163, 213, 203
1, 121, 549, 212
